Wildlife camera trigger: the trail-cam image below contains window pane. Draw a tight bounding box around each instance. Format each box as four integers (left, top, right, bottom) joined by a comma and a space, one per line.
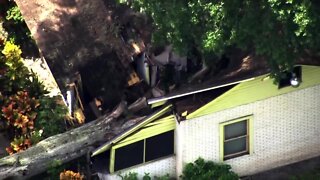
114, 140, 144, 171
145, 130, 174, 162
224, 136, 248, 156
224, 120, 247, 140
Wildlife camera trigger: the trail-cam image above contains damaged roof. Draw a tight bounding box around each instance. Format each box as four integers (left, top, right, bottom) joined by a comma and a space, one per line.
147, 52, 320, 106
92, 104, 173, 157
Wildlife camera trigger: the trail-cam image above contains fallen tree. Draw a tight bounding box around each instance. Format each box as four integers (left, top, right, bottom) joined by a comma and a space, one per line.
0, 101, 140, 179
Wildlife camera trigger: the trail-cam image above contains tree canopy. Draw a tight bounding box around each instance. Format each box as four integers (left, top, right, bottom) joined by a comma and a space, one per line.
127, 0, 320, 79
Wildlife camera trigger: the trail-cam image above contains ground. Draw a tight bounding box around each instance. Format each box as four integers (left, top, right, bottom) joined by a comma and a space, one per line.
250, 156, 320, 179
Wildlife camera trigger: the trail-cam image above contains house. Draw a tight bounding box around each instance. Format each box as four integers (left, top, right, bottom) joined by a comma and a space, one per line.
91, 63, 320, 179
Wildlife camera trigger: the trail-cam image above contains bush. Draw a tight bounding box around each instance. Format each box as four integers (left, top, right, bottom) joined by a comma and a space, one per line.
1, 1, 36, 53
1, 91, 39, 135
180, 158, 238, 180
5, 5, 23, 24
0, 41, 44, 96
119, 172, 173, 180
0, 41, 67, 155
119, 172, 138, 180
35, 96, 67, 138
60, 170, 84, 180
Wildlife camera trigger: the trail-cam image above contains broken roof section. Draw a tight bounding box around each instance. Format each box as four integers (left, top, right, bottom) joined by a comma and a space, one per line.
15, 0, 320, 124
147, 50, 320, 108
187, 65, 320, 119
92, 104, 173, 157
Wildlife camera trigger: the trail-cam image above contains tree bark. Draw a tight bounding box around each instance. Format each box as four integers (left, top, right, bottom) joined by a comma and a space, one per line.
14, 0, 135, 93
0, 101, 138, 179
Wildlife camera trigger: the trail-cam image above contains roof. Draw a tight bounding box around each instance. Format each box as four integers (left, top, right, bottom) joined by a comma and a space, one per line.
91, 104, 173, 156
186, 65, 320, 119
147, 52, 320, 106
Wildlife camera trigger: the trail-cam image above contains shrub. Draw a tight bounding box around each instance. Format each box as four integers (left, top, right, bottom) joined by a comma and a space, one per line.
2, 1, 36, 52
5, 5, 23, 24
180, 158, 238, 180
5, 130, 42, 154
119, 172, 138, 180
0, 41, 46, 97
120, 172, 173, 180
154, 174, 171, 180
35, 96, 67, 138
0, 40, 67, 154
1, 91, 39, 135
60, 170, 84, 180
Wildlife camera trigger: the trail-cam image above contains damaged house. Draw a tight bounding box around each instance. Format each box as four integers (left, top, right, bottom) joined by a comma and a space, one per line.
92, 59, 320, 179
5, 0, 320, 179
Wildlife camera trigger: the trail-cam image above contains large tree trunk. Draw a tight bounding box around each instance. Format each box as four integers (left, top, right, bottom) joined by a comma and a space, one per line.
14, 0, 136, 93
0, 101, 139, 179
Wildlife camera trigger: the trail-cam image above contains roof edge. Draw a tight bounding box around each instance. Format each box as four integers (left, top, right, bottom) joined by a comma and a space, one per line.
91, 104, 173, 157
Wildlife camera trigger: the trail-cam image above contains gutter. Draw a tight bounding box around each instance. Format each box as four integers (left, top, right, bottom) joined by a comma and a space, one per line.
147, 77, 255, 105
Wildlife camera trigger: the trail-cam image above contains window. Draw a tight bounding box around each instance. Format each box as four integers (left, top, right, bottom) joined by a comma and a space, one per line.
220, 116, 253, 161
145, 130, 174, 161
114, 140, 144, 171
109, 115, 176, 173
111, 130, 174, 172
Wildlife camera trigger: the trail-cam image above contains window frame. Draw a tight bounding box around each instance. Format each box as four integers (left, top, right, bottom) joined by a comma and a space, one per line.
219, 115, 253, 161
109, 130, 175, 173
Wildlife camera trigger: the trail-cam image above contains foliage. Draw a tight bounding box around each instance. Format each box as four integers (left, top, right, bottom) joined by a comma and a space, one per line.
1, 0, 36, 51
1, 91, 39, 134
2, 39, 22, 60
119, 172, 139, 180
127, 0, 320, 79
180, 158, 238, 180
0, 41, 46, 96
0, 41, 66, 155
142, 173, 151, 180
154, 174, 171, 180
6, 135, 32, 154
5, 130, 42, 154
1, 90, 45, 155
5, 5, 23, 24
35, 96, 67, 138
120, 172, 173, 180
60, 170, 84, 180
46, 159, 65, 180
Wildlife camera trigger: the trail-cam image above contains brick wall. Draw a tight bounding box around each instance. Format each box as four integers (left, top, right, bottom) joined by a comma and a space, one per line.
99, 84, 320, 179
179, 84, 320, 176
105, 156, 176, 180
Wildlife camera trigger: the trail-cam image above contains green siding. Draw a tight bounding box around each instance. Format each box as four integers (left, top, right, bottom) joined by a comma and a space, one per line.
187, 65, 320, 119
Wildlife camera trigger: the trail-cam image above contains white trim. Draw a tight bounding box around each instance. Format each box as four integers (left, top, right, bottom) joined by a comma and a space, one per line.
147, 78, 255, 105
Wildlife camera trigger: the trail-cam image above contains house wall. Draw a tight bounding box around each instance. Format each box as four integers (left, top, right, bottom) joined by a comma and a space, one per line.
104, 121, 179, 180
179, 84, 320, 176
104, 156, 176, 179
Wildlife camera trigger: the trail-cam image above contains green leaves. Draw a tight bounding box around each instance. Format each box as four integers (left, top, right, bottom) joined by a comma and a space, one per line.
126, 0, 320, 80
181, 158, 238, 180
0, 41, 40, 96
35, 96, 67, 138
0, 39, 67, 155
6, 6, 24, 24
